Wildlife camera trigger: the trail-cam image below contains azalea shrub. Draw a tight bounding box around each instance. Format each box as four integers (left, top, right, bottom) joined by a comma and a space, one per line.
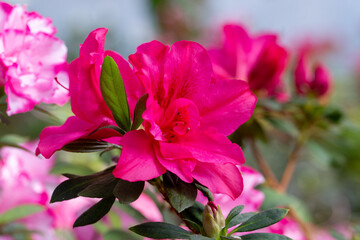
0, 1, 359, 240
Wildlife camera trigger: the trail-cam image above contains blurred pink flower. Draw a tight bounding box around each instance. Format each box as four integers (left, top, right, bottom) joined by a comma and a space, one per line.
0, 2, 69, 115
294, 51, 332, 98
113, 40, 257, 199
0, 143, 99, 240
209, 23, 288, 101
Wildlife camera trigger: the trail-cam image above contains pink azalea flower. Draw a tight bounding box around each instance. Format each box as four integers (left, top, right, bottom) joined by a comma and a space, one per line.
0, 2, 69, 115
113, 39, 256, 199
36, 28, 139, 158
209, 23, 288, 101
294, 50, 332, 98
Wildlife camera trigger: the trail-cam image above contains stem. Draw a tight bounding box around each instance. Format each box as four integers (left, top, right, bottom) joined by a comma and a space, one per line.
150, 178, 199, 234
278, 127, 310, 193
249, 138, 279, 188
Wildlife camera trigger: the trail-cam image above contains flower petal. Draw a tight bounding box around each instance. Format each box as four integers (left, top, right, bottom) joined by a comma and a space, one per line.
113, 130, 166, 181
192, 162, 244, 199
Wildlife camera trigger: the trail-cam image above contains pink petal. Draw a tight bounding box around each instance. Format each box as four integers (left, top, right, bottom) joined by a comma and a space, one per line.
194, 78, 256, 136
37, 116, 101, 158
164, 41, 213, 102
5, 81, 35, 115
113, 130, 166, 181
192, 162, 244, 199
294, 54, 311, 95
311, 63, 331, 97
181, 128, 245, 165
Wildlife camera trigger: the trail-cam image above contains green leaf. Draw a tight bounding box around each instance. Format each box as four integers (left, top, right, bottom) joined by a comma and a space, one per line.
233, 208, 288, 232
181, 202, 204, 227
225, 205, 244, 227
220, 237, 238, 240
50, 166, 115, 203
330, 230, 347, 240
190, 235, 214, 240
228, 212, 256, 228
184, 219, 202, 234
62, 139, 120, 153
131, 93, 148, 130
100, 55, 131, 132
73, 196, 115, 227
79, 178, 119, 198
163, 172, 197, 212
113, 180, 144, 204
104, 229, 141, 240
130, 222, 192, 239
0, 204, 44, 224
239, 233, 292, 240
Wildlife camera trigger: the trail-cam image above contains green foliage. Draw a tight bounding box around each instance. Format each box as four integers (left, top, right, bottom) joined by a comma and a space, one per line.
228, 212, 257, 228
113, 180, 144, 204
131, 93, 148, 130
100, 55, 131, 133
62, 139, 121, 153
163, 172, 197, 212
225, 205, 244, 227
0, 204, 44, 224
238, 233, 292, 240
129, 222, 192, 239
73, 197, 115, 227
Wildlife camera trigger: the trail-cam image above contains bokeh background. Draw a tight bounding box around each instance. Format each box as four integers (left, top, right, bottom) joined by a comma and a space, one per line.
3, 0, 360, 232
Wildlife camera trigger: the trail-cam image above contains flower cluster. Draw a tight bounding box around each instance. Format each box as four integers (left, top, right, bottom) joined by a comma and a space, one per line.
0, 2, 68, 115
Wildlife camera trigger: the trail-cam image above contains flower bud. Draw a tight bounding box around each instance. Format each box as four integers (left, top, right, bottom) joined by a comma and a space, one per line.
202, 201, 225, 238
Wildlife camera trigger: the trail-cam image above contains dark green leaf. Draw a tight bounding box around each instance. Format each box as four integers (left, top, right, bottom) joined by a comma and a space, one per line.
225, 205, 244, 227
194, 182, 214, 202
163, 172, 197, 212
62, 139, 120, 153
104, 229, 141, 240
79, 178, 119, 198
239, 233, 292, 240
131, 94, 148, 130
233, 208, 288, 232
0, 204, 44, 224
50, 166, 115, 203
181, 201, 204, 227
113, 180, 144, 204
184, 219, 202, 234
129, 222, 191, 239
228, 212, 257, 228
190, 235, 214, 240
73, 196, 115, 227
0, 223, 36, 238
100, 55, 131, 132
220, 237, 238, 240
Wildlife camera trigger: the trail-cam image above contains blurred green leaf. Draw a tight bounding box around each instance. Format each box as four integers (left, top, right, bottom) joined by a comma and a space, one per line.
100, 55, 131, 132
330, 230, 346, 240
131, 93, 148, 130
73, 196, 115, 227
129, 222, 191, 239
232, 208, 288, 232
0, 204, 44, 224
163, 172, 197, 212
113, 180, 144, 204
190, 235, 214, 240
104, 229, 141, 240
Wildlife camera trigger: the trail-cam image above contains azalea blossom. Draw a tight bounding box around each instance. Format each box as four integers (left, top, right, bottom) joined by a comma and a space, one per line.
0, 2, 69, 115
113, 38, 256, 199
294, 49, 332, 99
209, 23, 288, 101
38, 28, 256, 199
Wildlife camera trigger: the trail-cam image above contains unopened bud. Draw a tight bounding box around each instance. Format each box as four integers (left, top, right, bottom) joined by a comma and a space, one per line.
202, 201, 225, 238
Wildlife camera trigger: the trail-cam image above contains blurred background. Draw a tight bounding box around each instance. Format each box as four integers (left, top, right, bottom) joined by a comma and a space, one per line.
3, 0, 360, 233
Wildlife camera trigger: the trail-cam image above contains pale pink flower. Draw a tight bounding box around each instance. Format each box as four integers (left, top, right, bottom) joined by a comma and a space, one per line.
113, 39, 257, 199
209, 23, 288, 101
0, 143, 99, 240
0, 2, 69, 115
